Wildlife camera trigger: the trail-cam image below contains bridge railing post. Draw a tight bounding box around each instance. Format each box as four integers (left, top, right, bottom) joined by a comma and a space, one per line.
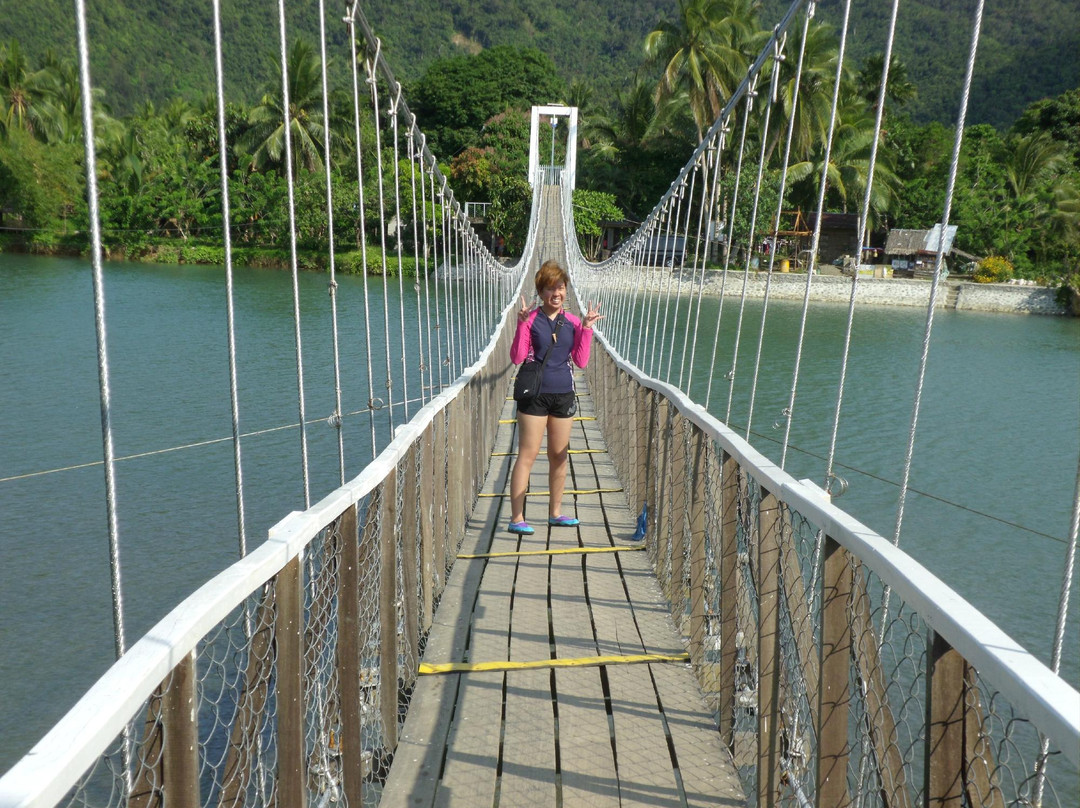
275, 556, 306, 807
756, 487, 782, 808
818, 535, 852, 808
718, 452, 739, 749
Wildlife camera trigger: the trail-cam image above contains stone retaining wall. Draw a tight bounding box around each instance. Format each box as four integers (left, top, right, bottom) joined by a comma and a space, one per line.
642, 270, 1068, 316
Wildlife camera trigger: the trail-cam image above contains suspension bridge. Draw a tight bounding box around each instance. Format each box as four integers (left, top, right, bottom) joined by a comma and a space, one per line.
1, 0, 1078, 806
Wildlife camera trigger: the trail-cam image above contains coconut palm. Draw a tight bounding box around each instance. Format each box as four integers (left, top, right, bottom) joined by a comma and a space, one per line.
0, 40, 51, 137
770, 20, 849, 165
244, 38, 326, 173
645, 0, 760, 141
784, 91, 900, 226
857, 52, 917, 111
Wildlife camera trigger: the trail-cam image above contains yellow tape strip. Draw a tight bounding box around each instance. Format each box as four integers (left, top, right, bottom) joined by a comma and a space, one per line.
491, 449, 606, 457
458, 545, 645, 559
498, 416, 597, 424
419, 652, 689, 676
478, 487, 623, 498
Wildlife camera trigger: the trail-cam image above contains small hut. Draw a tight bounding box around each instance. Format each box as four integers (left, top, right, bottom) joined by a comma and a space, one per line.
884, 225, 958, 277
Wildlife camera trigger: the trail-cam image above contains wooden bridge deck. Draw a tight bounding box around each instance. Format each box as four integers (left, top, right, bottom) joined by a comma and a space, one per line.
382, 376, 744, 807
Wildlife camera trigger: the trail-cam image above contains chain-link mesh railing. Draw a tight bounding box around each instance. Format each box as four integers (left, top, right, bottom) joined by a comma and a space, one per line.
0, 308, 521, 808
583, 338, 1079, 808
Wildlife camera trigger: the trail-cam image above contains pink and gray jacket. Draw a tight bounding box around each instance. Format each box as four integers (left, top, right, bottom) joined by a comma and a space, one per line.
510, 309, 593, 395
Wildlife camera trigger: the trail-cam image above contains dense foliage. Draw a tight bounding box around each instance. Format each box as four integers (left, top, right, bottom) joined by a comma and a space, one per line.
0, 0, 1076, 283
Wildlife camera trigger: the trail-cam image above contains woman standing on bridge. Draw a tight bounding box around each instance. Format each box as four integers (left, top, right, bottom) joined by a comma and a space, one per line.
508, 260, 603, 535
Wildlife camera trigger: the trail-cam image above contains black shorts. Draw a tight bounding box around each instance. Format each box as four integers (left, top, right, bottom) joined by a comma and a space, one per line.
517, 392, 577, 418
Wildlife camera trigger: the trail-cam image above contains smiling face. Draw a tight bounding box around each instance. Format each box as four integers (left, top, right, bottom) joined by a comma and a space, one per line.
538, 281, 566, 314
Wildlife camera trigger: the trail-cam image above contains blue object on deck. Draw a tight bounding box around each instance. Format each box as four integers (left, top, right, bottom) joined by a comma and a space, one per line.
633, 503, 648, 540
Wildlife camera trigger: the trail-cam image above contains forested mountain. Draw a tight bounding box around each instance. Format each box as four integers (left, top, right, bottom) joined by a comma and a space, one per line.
0, 0, 1074, 127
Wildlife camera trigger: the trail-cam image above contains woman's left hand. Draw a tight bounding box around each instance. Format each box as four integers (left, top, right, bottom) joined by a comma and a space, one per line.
583, 300, 604, 329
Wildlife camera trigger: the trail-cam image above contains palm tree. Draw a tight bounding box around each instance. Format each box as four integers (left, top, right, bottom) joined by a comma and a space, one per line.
784, 91, 901, 226
645, 0, 760, 141
857, 53, 917, 111
244, 38, 326, 173
770, 20, 848, 165
0, 40, 50, 137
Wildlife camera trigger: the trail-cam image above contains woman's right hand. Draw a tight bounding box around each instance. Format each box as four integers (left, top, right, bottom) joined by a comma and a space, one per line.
517, 294, 532, 323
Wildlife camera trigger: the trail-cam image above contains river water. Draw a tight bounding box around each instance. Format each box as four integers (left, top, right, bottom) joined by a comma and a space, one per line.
1, 253, 1077, 773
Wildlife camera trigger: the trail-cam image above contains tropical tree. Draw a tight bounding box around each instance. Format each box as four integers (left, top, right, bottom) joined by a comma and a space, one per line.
0, 39, 49, 137
770, 20, 849, 164
244, 38, 327, 173
857, 52, 917, 111
784, 92, 901, 226
644, 0, 760, 141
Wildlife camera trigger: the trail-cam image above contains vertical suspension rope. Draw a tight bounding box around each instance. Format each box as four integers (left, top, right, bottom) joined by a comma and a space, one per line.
683, 126, 726, 391
890, 0, 985, 550
390, 83, 411, 419
73, 1, 133, 796
779, 0, 853, 470
824, 0, 901, 496
210, 0, 249, 556
368, 52, 397, 437
74, 0, 125, 663
317, 0, 346, 484
277, 0, 311, 506
348, 24, 378, 460
408, 121, 427, 406
705, 85, 755, 410
744, 10, 812, 441
663, 169, 697, 382
726, 43, 781, 425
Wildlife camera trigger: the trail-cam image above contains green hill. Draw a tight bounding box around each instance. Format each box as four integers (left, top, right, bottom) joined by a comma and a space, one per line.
1, 0, 1074, 127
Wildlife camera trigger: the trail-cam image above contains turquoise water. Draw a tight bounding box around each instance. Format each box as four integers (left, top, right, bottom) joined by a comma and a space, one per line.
1, 253, 1077, 773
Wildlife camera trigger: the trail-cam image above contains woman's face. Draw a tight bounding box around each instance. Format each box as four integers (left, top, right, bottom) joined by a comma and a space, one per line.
538, 282, 566, 311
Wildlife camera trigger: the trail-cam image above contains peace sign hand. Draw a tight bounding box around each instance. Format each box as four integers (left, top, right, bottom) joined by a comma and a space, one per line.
583, 300, 604, 330
517, 294, 534, 323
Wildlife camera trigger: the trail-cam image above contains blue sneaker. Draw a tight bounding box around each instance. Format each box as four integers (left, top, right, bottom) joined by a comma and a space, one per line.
548, 515, 580, 527
508, 521, 535, 535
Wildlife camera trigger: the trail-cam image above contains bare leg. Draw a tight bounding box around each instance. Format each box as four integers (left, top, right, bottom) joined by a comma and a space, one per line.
545, 415, 573, 519
510, 413, 547, 523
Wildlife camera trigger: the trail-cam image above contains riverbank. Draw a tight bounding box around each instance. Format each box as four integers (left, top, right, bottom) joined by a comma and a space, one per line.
638, 268, 1071, 316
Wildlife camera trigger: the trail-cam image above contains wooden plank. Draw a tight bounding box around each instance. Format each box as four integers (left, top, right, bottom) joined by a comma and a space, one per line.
688, 427, 708, 671
851, 563, 914, 808
668, 412, 688, 626
217, 590, 275, 808
402, 443, 420, 680
421, 425, 435, 632
276, 556, 306, 808
756, 488, 781, 808
162, 650, 200, 808
717, 453, 739, 747
928, 632, 964, 808
336, 505, 365, 808
818, 537, 852, 808
548, 513, 620, 807
381, 474, 400, 750
501, 553, 557, 805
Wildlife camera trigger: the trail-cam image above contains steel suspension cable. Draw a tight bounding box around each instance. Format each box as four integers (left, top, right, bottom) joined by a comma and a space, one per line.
890, 0, 985, 551
726, 44, 782, 425
682, 132, 727, 390
407, 122, 428, 406
210, 0, 249, 555
317, 0, 346, 483
825, 0, 901, 497
276, 0, 311, 506
745, 10, 812, 441
390, 84, 411, 420
74, 0, 125, 663
662, 169, 696, 382
705, 85, 755, 410
779, 0, 853, 470
347, 22, 378, 460
367, 54, 397, 437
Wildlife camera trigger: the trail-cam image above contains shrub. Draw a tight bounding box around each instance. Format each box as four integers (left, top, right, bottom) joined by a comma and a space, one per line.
972, 255, 1014, 283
